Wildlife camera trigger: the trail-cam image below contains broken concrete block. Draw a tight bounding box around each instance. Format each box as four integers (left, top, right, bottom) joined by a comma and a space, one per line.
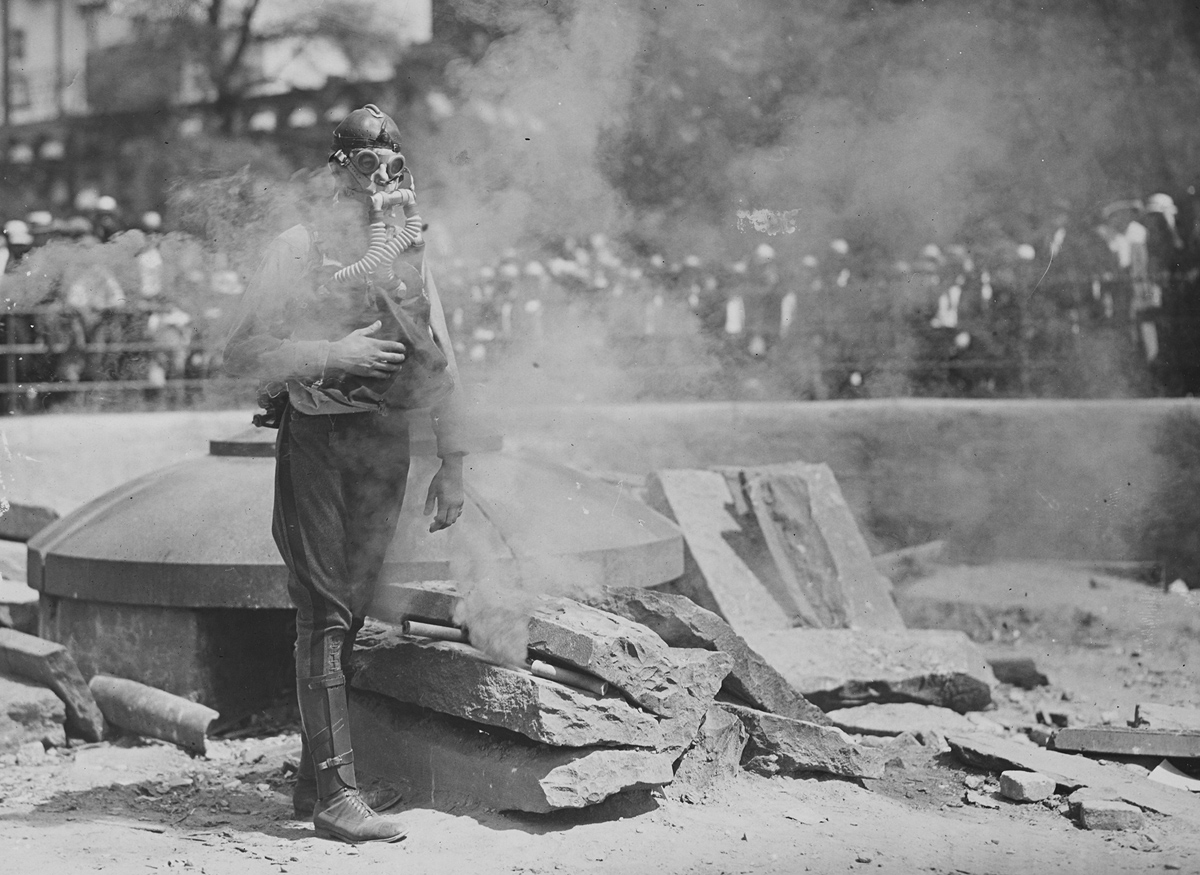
349, 689, 675, 813
1078, 799, 1146, 831
743, 628, 995, 714
366, 580, 462, 627
1053, 726, 1200, 759
720, 702, 881, 779
667, 705, 749, 804
999, 770, 1055, 802
1135, 702, 1200, 732
645, 469, 793, 634
350, 633, 663, 748
654, 647, 735, 753
825, 703, 977, 737
734, 463, 905, 630
590, 586, 829, 725
0, 671, 66, 753
0, 628, 105, 742
528, 596, 731, 720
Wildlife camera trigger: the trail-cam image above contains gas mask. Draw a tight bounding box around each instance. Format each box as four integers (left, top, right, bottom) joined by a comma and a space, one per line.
328, 104, 409, 196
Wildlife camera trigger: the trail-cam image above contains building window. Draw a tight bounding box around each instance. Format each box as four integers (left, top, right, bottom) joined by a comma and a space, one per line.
10, 72, 30, 109
9, 28, 25, 61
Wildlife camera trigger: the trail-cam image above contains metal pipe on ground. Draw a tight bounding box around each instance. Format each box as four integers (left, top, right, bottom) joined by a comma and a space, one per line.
527, 659, 609, 697
88, 675, 219, 754
401, 619, 469, 642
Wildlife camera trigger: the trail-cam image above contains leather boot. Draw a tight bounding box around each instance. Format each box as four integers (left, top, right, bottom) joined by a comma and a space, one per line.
297, 671, 407, 843
292, 731, 403, 818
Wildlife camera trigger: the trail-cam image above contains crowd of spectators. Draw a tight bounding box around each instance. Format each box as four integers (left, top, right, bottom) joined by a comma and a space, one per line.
3, 188, 1199, 409
0, 192, 240, 410
433, 190, 1200, 400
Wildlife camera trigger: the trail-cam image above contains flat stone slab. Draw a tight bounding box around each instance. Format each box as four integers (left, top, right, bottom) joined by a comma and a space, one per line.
947, 731, 1200, 824
0, 670, 66, 752
732, 463, 905, 630
825, 703, 978, 737
743, 628, 995, 713
349, 689, 676, 813
528, 596, 731, 720
1053, 726, 1200, 759
351, 631, 663, 748
645, 470, 793, 634
720, 702, 881, 779
590, 586, 829, 725
668, 704, 748, 803
0, 628, 105, 742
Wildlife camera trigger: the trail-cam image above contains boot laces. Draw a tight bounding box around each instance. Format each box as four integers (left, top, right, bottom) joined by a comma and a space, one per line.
344, 789, 377, 819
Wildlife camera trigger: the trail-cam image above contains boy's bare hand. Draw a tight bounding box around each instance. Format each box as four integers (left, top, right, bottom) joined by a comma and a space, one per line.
425, 455, 464, 532
328, 321, 406, 376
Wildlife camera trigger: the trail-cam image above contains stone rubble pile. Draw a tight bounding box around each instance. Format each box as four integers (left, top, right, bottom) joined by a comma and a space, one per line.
354, 584, 880, 813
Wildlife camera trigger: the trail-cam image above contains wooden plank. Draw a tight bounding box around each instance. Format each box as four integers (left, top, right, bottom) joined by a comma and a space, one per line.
739, 463, 905, 630
947, 732, 1200, 823
1135, 702, 1200, 732
645, 470, 792, 635
1053, 726, 1200, 759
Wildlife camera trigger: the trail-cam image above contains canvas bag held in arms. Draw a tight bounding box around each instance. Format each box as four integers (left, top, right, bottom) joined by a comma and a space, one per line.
251, 233, 454, 429
312, 253, 455, 412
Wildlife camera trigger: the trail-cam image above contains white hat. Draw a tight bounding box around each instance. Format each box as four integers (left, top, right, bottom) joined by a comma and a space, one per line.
4, 220, 32, 245
96, 195, 118, 212
1146, 193, 1178, 218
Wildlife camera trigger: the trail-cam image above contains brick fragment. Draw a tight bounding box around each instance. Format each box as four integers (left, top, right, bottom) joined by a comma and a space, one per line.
1078, 798, 1145, 831
999, 770, 1055, 802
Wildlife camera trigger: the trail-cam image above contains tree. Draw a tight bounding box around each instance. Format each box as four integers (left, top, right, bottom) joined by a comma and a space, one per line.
103, 0, 417, 132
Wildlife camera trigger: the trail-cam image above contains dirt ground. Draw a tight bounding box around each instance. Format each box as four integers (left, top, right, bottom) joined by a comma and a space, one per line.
2, 561, 1199, 874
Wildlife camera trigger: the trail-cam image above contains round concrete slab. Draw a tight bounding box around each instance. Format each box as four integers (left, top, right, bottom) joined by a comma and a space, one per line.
27, 433, 683, 609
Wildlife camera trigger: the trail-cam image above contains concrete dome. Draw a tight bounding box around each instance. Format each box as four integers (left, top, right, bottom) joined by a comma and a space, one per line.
28, 426, 683, 609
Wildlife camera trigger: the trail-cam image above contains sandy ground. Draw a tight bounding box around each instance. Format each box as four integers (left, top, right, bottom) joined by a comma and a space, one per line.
3, 562, 1199, 874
